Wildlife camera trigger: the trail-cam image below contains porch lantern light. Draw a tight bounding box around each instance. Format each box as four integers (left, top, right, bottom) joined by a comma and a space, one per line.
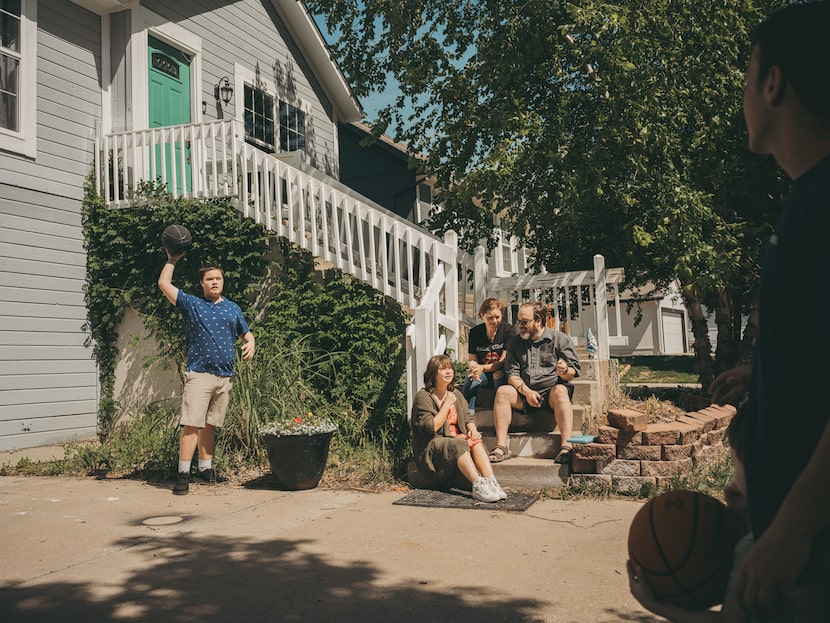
215, 76, 234, 106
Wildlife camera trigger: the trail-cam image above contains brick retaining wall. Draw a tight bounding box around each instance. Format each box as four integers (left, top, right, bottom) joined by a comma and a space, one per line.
570, 404, 736, 494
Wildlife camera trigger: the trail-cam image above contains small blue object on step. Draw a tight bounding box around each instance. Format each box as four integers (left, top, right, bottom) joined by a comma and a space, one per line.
567, 435, 598, 444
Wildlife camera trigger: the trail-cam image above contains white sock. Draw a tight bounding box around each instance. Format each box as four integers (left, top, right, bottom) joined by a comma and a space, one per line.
198, 459, 212, 471
178, 460, 191, 474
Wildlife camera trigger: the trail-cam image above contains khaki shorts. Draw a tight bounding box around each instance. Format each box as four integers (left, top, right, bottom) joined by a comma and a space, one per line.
180, 371, 234, 428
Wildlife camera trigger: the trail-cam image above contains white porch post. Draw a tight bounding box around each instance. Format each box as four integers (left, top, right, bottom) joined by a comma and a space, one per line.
593, 254, 610, 361
473, 245, 487, 316
443, 230, 460, 360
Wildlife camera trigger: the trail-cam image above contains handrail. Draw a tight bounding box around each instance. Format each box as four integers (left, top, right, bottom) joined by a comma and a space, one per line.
94, 122, 460, 410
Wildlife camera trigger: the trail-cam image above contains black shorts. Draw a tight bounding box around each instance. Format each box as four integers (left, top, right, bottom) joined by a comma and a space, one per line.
520, 378, 574, 412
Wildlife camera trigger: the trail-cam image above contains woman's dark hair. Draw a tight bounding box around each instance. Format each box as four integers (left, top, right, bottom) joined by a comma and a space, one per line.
751, 1, 830, 123
478, 297, 505, 318
423, 354, 456, 393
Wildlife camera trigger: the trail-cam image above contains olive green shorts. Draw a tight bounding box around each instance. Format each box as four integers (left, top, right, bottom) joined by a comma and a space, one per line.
180, 371, 234, 428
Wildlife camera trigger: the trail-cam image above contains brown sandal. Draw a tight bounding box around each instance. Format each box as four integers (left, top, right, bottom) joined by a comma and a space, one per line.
554, 445, 573, 464
488, 444, 512, 463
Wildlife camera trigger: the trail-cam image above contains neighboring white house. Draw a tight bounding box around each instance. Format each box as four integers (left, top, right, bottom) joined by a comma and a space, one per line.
0, 0, 368, 451
607, 280, 692, 356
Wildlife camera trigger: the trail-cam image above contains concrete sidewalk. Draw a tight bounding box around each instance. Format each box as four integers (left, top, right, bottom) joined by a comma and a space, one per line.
0, 475, 655, 622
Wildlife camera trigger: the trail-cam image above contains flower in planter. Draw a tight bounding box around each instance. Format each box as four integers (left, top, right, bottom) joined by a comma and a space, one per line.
260, 410, 337, 437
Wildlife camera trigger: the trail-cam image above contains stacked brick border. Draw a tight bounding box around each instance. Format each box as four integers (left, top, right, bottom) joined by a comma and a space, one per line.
570, 404, 736, 494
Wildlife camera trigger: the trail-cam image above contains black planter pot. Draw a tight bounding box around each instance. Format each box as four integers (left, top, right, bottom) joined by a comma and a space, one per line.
262, 430, 334, 490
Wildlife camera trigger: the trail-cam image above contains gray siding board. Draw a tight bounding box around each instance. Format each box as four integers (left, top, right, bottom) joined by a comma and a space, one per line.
0, 163, 84, 200
2, 317, 87, 333
0, 195, 81, 228
0, 222, 86, 253
0, 294, 86, 311
3, 257, 85, 280
0, 373, 93, 391
39, 0, 101, 43
0, 242, 85, 268
0, 426, 97, 451
39, 121, 97, 156
38, 57, 100, 104
2, 212, 83, 241
0, 183, 81, 212
1, 273, 85, 295
0, 345, 94, 360
0, 414, 96, 437
39, 81, 101, 122
0, 401, 97, 420
0, 330, 88, 346
0, 360, 93, 375
32, 150, 93, 179
1, 386, 96, 406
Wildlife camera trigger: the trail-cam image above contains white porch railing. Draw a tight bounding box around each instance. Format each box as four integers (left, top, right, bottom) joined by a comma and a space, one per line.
95, 120, 459, 409
458, 251, 627, 361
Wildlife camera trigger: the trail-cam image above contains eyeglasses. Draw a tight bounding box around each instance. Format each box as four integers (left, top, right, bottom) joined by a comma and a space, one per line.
517, 318, 535, 326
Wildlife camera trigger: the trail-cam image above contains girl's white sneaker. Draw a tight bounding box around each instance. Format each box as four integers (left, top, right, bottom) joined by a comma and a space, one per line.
472, 477, 500, 503
489, 475, 507, 500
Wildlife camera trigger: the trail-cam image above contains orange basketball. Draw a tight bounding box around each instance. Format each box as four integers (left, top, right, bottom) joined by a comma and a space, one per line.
628, 489, 746, 610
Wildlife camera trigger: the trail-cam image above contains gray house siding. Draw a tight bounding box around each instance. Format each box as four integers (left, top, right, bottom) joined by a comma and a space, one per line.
0, 0, 101, 451
143, 0, 340, 176
1, 0, 355, 452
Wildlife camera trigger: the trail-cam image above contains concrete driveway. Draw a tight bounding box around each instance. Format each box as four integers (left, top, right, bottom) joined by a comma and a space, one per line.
0, 476, 661, 622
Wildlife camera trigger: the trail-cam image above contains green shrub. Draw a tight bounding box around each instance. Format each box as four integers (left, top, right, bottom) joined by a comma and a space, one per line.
63, 407, 180, 479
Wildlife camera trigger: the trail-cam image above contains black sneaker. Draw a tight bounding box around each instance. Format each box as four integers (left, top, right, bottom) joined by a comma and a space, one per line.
194, 468, 225, 484
173, 472, 190, 495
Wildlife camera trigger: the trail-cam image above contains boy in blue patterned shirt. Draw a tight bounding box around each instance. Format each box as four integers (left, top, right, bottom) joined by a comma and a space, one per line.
159, 249, 255, 494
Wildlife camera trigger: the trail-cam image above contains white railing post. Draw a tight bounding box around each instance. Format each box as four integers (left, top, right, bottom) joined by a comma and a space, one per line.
473, 245, 487, 316
593, 254, 610, 361
443, 230, 459, 360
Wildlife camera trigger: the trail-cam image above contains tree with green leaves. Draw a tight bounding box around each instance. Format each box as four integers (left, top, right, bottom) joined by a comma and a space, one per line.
309, 0, 792, 384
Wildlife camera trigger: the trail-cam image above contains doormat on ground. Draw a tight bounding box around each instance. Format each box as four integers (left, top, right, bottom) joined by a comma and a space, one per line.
393, 488, 538, 512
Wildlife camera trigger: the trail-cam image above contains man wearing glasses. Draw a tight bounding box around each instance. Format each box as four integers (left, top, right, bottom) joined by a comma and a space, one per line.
488, 301, 581, 465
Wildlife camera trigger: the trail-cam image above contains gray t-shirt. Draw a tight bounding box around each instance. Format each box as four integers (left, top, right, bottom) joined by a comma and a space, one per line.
504, 327, 580, 391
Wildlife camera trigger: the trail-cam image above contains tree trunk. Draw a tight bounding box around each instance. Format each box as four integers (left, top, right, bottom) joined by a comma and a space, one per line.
713, 288, 740, 378
682, 284, 715, 387
740, 290, 760, 365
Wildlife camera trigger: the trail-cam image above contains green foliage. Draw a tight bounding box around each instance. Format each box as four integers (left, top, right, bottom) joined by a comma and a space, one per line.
255, 238, 411, 457
66, 406, 181, 479
309, 0, 791, 380
615, 355, 699, 384
659, 447, 735, 498
558, 476, 615, 500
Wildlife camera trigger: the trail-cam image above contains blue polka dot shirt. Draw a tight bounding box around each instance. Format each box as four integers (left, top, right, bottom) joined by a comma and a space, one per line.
176, 291, 250, 377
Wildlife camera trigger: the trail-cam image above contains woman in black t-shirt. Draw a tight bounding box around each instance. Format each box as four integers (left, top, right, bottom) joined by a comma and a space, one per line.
463, 298, 517, 412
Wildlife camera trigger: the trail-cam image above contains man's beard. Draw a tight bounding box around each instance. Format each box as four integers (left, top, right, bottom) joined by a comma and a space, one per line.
520, 329, 531, 340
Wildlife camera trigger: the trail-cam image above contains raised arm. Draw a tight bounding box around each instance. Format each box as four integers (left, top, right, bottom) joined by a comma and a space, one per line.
158, 250, 184, 306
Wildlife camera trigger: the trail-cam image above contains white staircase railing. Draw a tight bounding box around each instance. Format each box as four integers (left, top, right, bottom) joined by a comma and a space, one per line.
458, 251, 627, 360
95, 120, 459, 410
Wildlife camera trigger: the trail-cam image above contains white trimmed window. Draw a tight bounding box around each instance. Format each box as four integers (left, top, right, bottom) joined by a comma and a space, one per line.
278, 100, 305, 151
243, 82, 275, 152
0, 0, 35, 157
236, 64, 306, 155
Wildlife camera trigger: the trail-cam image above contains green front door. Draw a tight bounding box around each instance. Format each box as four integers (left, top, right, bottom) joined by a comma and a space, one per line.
148, 36, 192, 193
